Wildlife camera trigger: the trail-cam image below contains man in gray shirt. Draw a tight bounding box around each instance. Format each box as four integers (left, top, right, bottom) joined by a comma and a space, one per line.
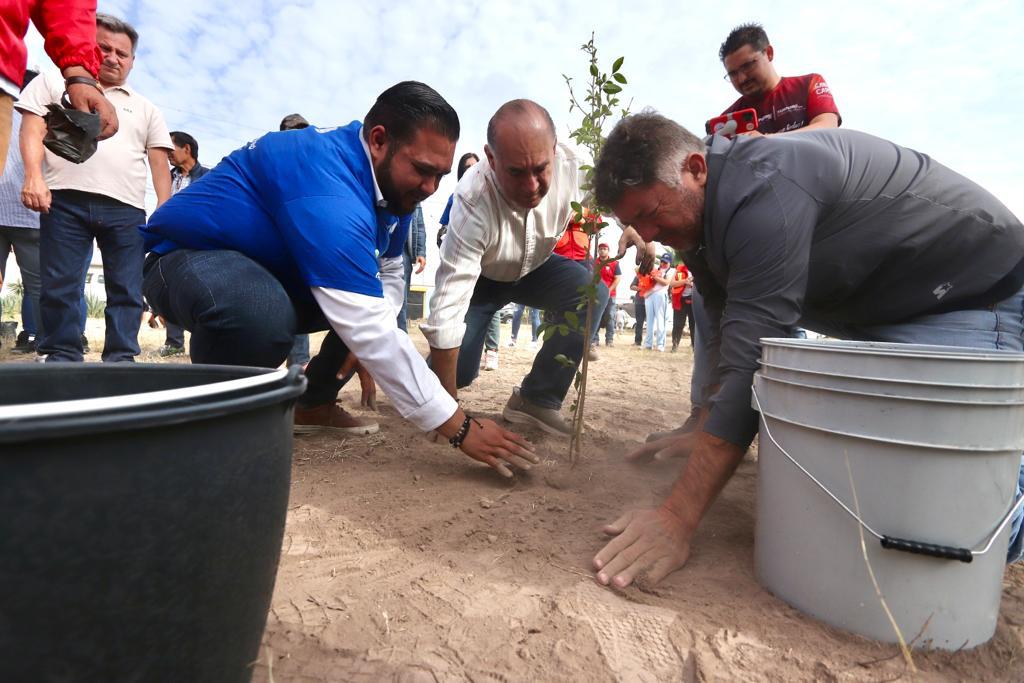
588, 111, 1024, 588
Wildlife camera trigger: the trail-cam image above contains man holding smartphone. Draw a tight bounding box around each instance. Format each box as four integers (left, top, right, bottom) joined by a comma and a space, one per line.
649, 22, 844, 441
718, 22, 841, 135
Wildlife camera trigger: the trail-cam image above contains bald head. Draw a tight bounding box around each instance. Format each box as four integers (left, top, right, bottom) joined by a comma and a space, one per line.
486, 99, 556, 153
484, 100, 559, 209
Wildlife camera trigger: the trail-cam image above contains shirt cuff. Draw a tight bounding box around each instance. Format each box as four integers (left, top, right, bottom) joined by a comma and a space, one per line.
419, 320, 467, 350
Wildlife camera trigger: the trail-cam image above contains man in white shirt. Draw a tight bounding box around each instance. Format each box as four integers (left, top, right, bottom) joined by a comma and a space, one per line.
17, 13, 172, 362
422, 100, 609, 435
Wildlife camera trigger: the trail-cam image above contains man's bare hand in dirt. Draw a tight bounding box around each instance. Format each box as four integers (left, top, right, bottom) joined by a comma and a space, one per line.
593, 507, 693, 588
459, 417, 538, 478
625, 432, 697, 463
594, 430, 747, 588
338, 353, 377, 410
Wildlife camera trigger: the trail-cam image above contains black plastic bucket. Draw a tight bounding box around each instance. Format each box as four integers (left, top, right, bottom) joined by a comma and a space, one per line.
0, 363, 306, 682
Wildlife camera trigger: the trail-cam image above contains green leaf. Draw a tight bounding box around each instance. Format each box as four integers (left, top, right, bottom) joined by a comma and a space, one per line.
543, 326, 556, 341
603, 83, 622, 94
613, 73, 627, 84
613, 56, 624, 73
553, 353, 574, 368
565, 311, 579, 328
578, 164, 593, 172
558, 324, 570, 336
570, 200, 583, 214
590, 63, 599, 77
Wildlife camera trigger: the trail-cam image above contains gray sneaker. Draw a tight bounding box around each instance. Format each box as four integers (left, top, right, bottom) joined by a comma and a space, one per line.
502, 387, 573, 436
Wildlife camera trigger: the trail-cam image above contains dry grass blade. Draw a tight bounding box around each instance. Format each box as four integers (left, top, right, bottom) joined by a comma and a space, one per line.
844, 452, 917, 673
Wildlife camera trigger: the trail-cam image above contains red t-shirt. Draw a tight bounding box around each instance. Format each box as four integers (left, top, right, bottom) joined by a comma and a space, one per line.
670, 264, 690, 310
599, 260, 621, 297
723, 74, 841, 134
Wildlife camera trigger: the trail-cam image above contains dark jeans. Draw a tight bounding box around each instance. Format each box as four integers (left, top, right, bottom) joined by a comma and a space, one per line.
165, 321, 185, 348
397, 251, 414, 332
672, 299, 694, 347
633, 294, 647, 345
39, 190, 145, 362
0, 226, 41, 338
143, 249, 349, 407
592, 297, 616, 345
287, 334, 311, 367
511, 304, 541, 342
456, 254, 608, 409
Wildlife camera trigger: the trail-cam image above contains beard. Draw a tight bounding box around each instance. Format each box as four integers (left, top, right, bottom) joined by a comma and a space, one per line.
375, 148, 418, 215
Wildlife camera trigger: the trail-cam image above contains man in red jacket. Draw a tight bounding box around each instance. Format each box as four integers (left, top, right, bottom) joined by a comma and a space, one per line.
0, 0, 118, 173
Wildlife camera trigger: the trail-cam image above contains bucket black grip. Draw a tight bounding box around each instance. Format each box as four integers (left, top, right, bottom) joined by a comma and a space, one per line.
880, 536, 973, 563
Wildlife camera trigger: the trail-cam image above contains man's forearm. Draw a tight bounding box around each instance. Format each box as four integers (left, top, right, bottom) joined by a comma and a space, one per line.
659, 430, 746, 535
149, 151, 172, 207
429, 347, 460, 398
19, 113, 47, 179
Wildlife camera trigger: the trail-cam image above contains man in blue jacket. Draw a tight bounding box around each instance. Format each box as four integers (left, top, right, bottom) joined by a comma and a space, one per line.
140, 81, 537, 478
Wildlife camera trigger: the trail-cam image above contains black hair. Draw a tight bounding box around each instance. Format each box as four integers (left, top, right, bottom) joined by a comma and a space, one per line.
169, 131, 199, 161
362, 81, 460, 147
719, 22, 769, 62
279, 113, 310, 131
456, 152, 479, 180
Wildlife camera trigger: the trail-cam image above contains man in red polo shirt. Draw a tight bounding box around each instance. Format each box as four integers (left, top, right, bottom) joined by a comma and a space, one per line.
592, 242, 621, 346
719, 22, 840, 134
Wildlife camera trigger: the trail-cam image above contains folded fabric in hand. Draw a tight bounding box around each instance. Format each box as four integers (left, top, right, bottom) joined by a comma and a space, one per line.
43, 98, 101, 164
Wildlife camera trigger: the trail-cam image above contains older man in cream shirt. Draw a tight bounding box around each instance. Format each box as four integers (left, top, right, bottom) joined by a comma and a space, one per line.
423, 99, 614, 435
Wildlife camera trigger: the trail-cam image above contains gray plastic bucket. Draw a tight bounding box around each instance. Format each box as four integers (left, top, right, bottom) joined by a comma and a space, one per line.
751, 341, 1024, 650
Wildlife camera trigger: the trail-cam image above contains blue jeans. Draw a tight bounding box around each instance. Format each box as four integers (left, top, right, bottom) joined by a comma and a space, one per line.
39, 191, 145, 362
143, 249, 352, 408
165, 321, 185, 348
644, 290, 668, 350
0, 226, 41, 338
287, 334, 310, 367
511, 304, 541, 342
397, 251, 414, 332
633, 294, 646, 345
592, 297, 616, 345
456, 254, 608, 409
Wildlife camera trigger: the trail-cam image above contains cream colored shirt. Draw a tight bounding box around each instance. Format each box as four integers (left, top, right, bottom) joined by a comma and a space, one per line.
16, 71, 172, 210
422, 142, 583, 349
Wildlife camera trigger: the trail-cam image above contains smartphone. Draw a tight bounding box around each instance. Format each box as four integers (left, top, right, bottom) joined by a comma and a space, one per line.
705, 108, 759, 137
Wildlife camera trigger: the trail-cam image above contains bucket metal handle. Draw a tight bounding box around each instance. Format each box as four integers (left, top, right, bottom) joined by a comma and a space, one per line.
752, 387, 1024, 563
0, 367, 295, 421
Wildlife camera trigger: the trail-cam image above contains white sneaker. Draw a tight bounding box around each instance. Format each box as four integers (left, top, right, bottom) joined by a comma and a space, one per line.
529, 339, 541, 350
484, 349, 499, 370
506, 338, 517, 348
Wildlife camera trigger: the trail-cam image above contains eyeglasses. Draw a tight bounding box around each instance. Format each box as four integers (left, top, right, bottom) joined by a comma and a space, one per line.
723, 54, 762, 81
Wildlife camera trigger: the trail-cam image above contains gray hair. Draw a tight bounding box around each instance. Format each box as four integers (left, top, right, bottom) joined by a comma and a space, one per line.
96, 13, 139, 54
593, 110, 704, 208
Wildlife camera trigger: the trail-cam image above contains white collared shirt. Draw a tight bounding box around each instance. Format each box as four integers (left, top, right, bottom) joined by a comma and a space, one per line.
421, 143, 583, 349
15, 71, 172, 210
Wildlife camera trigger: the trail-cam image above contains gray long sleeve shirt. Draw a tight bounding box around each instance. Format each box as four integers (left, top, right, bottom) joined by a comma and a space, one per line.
689, 128, 1024, 447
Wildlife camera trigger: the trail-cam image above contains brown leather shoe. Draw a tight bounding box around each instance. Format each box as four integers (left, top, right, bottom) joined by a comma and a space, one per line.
293, 402, 379, 436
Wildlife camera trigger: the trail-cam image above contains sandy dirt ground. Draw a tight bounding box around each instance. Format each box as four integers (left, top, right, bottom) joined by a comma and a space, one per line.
3, 318, 1023, 681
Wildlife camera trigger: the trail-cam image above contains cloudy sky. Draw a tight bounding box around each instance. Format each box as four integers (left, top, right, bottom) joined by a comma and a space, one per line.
22, 0, 1024, 294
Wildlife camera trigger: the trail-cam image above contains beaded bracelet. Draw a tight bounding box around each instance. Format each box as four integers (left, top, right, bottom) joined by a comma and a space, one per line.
449, 414, 481, 449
